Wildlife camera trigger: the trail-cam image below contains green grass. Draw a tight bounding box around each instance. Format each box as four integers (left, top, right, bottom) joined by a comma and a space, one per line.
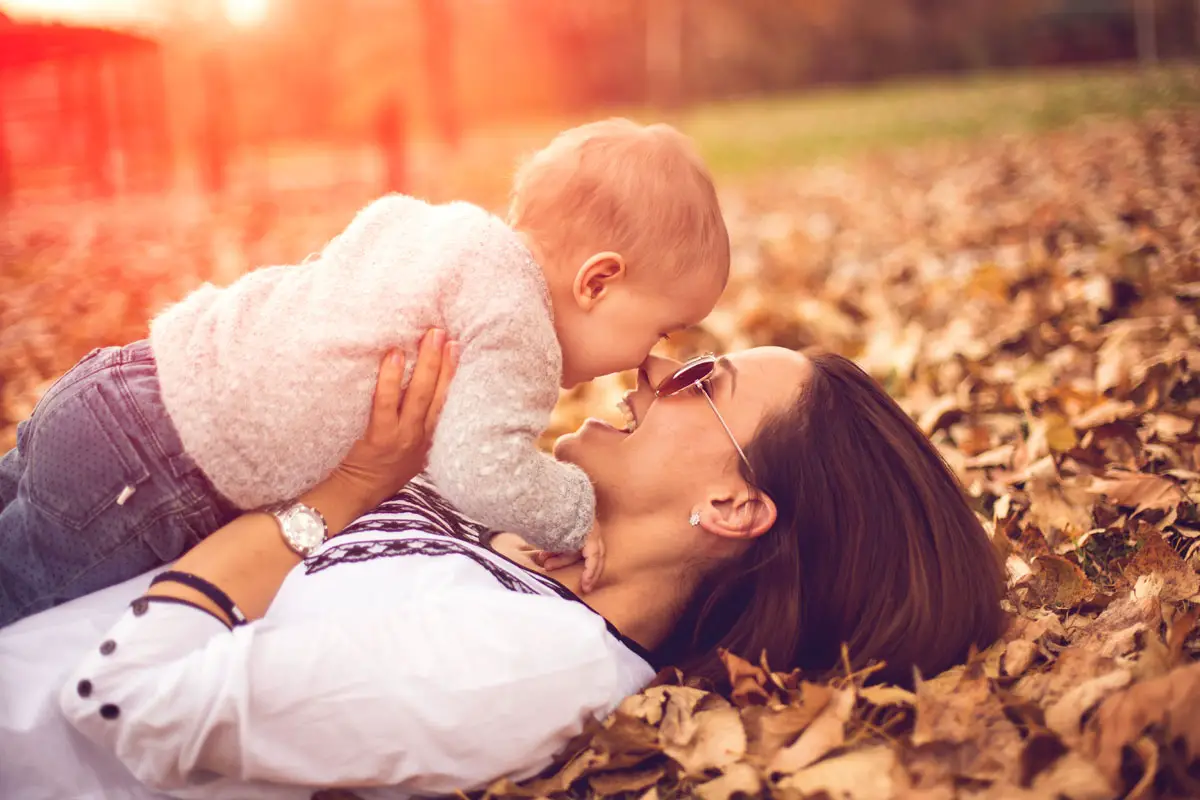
435, 62, 1200, 205
682, 62, 1200, 175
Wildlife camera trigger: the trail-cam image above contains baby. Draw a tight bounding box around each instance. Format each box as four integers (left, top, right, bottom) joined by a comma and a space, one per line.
0, 119, 730, 627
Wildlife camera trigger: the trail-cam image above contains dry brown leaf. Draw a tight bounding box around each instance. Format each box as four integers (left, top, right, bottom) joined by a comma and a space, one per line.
965, 443, 1016, 470
1028, 750, 1115, 800
587, 765, 664, 795
660, 693, 746, 777
1043, 668, 1133, 746
618, 690, 666, 726
1119, 523, 1200, 602
1149, 412, 1196, 440
767, 686, 855, 775
912, 661, 1023, 782
693, 762, 762, 800
1089, 471, 1187, 515
1024, 553, 1098, 608
1000, 639, 1038, 678
1072, 399, 1139, 430
1069, 579, 1163, 658
719, 649, 771, 707
775, 745, 902, 800
859, 684, 918, 707
918, 395, 964, 436
1084, 660, 1200, 790
743, 698, 828, 766
1027, 411, 1079, 457
1025, 478, 1095, 548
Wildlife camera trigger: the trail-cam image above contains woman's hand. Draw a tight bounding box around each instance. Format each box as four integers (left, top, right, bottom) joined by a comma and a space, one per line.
143, 331, 458, 625
330, 329, 459, 511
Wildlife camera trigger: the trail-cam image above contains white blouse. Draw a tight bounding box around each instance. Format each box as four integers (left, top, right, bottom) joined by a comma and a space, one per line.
0, 479, 655, 799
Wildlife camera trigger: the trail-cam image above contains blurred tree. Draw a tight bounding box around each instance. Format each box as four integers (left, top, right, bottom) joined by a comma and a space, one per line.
198, 49, 231, 195
1135, 0, 1159, 62
0, 75, 10, 208
128, 0, 1193, 190
375, 95, 408, 194
419, 0, 460, 149
646, 0, 685, 108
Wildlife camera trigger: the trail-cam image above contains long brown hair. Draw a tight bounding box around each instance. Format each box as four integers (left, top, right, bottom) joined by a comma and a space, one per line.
657, 350, 1005, 686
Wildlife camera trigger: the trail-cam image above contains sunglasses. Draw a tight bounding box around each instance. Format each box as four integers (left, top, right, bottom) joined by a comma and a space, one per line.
654, 354, 755, 476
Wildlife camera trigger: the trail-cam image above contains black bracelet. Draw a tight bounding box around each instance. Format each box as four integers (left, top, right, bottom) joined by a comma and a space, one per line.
134, 595, 236, 629
150, 570, 248, 627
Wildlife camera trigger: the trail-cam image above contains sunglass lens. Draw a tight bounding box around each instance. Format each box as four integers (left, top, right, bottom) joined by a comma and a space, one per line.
658, 359, 715, 396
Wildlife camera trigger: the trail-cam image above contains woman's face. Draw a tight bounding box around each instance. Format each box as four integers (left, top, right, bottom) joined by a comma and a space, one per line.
554, 347, 811, 521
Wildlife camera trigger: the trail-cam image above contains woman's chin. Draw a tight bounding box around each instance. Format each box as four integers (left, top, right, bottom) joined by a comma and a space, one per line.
553, 418, 628, 461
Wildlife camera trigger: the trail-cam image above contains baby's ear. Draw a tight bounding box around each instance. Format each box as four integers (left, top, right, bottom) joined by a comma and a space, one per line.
574, 251, 626, 308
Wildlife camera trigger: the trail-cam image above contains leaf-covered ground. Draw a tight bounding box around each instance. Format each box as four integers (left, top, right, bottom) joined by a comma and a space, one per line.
536, 111, 1200, 800
3, 110, 1200, 799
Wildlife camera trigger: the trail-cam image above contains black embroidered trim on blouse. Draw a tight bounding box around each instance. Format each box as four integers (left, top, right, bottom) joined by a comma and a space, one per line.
358, 481, 489, 544
303, 478, 660, 668
305, 536, 537, 595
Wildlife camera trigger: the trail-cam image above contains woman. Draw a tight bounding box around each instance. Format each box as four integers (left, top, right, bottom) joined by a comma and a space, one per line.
0, 336, 1004, 799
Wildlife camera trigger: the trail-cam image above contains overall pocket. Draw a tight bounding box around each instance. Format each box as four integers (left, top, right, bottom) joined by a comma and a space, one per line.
27, 382, 151, 531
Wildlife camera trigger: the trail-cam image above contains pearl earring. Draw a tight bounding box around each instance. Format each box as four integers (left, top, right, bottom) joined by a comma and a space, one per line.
689, 511, 701, 527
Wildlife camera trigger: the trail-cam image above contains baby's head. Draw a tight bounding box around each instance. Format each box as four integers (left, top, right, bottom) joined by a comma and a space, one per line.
509, 119, 730, 388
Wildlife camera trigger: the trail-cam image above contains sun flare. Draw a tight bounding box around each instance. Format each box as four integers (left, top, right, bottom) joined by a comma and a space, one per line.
222, 0, 269, 28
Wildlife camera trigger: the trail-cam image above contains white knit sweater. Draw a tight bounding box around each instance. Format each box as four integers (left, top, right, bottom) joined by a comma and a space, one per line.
148, 194, 594, 551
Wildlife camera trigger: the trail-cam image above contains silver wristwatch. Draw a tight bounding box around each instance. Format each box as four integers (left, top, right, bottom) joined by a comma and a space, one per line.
265, 501, 329, 557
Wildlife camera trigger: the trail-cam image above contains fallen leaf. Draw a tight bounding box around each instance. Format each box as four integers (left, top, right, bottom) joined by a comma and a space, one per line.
588, 765, 664, 795
719, 648, 771, 707
694, 762, 761, 800
776, 745, 902, 800
965, 443, 1016, 469
619, 690, 666, 726
661, 694, 746, 776
911, 661, 1023, 782
1089, 471, 1186, 515
1027, 411, 1079, 456
743, 696, 828, 766
1119, 523, 1200, 602
1084, 661, 1200, 790
919, 395, 964, 436
1025, 478, 1096, 548
1072, 399, 1139, 430
1001, 639, 1038, 677
1025, 553, 1098, 608
859, 684, 918, 707
1028, 750, 1115, 800
1070, 582, 1162, 658
767, 686, 856, 775
1043, 668, 1133, 746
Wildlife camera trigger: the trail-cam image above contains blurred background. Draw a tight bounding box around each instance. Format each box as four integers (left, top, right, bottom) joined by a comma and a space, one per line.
1, 0, 1198, 450
1, 0, 1199, 208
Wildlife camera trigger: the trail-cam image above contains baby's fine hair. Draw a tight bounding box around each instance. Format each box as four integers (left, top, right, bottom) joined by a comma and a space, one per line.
508, 118, 730, 281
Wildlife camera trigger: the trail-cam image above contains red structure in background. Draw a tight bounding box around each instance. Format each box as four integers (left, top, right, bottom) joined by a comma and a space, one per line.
0, 12, 172, 208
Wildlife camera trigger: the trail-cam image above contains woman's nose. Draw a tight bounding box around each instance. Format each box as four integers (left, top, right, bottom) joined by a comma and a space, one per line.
639, 354, 682, 395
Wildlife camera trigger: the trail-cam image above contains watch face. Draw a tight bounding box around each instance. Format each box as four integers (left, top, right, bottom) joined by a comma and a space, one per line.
286, 508, 326, 551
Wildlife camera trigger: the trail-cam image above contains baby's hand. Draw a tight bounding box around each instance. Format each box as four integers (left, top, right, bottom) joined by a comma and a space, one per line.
532, 531, 605, 593
579, 531, 604, 593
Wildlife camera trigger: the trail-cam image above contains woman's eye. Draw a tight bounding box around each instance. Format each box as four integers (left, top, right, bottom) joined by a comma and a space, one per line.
658, 335, 672, 344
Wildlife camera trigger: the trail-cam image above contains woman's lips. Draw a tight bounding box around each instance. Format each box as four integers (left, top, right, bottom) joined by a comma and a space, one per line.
581, 417, 631, 436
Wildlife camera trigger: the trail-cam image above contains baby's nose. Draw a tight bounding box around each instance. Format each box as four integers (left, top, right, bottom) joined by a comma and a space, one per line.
640, 355, 682, 395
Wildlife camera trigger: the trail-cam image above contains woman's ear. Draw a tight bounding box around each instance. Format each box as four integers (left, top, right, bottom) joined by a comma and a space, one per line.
694, 486, 777, 541
573, 252, 626, 311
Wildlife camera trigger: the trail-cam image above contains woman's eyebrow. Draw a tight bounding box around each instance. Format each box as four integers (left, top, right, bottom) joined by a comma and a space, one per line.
716, 356, 738, 396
